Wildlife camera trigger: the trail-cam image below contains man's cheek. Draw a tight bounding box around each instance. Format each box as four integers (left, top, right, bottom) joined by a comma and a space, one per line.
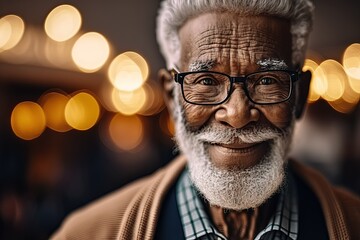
183, 104, 213, 129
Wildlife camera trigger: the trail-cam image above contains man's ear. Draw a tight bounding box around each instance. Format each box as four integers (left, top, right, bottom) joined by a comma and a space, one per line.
158, 68, 175, 117
295, 70, 311, 119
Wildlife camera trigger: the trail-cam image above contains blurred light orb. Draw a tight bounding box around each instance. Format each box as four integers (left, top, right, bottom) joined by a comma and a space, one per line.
0, 15, 25, 52
348, 76, 360, 94
65, 92, 100, 130
108, 51, 149, 91
39, 92, 72, 132
312, 64, 328, 96
343, 43, 360, 80
11, 101, 46, 140
303, 59, 320, 102
138, 81, 165, 116
108, 114, 144, 151
44, 4, 82, 42
71, 32, 110, 72
159, 110, 174, 137
328, 97, 358, 114
111, 87, 146, 115
343, 43, 360, 93
318, 60, 346, 101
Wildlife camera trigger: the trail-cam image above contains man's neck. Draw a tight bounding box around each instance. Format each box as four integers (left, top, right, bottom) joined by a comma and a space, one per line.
205, 194, 279, 240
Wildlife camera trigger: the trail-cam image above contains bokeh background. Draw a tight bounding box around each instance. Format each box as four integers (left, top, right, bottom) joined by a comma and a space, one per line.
0, 0, 359, 239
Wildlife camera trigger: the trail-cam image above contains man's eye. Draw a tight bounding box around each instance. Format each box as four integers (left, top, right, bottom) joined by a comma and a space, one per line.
199, 78, 217, 85
258, 77, 276, 85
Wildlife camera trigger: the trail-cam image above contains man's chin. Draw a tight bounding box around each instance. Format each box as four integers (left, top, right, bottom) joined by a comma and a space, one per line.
188, 150, 286, 210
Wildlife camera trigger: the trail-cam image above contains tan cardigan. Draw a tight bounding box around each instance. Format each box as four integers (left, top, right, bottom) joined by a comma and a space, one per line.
51, 156, 360, 240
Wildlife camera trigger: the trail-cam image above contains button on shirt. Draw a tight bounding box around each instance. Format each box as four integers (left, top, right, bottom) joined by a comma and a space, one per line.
176, 169, 298, 240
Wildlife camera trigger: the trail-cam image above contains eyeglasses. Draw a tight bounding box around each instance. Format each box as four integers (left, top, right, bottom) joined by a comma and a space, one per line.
170, 68, 300, 105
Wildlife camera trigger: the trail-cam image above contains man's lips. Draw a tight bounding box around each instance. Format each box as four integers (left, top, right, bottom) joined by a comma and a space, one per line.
208, 141, 267, 153
205, 141, 270, 169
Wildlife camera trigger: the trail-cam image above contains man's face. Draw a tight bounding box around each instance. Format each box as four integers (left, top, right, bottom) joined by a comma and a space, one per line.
163, 12, 308, 210
177, 12, 294, 170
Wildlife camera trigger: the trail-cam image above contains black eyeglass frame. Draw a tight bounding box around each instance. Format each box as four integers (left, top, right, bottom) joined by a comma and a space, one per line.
170, 68, 301, 106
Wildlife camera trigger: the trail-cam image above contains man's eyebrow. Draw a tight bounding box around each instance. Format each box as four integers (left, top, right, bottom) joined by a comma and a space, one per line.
257, 58, 289, 70
188, 60, 216, 72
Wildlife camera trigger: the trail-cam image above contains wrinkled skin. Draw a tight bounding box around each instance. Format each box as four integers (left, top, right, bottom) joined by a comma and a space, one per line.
161, 12, 311, 170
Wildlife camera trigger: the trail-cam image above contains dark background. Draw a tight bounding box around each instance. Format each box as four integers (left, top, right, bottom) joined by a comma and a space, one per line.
0, 1, 359, 239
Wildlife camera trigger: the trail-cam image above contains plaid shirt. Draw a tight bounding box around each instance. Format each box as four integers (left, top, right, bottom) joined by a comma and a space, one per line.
176, 169, 298, 240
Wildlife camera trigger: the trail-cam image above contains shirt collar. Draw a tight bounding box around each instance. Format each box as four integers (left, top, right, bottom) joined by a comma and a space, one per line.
176, 168, 298, 240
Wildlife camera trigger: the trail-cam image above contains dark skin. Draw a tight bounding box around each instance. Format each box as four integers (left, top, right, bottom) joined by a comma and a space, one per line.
159, 12, 311, 240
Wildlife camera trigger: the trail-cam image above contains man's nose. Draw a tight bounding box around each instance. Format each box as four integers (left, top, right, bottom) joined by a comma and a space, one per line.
214, 87, 260, 128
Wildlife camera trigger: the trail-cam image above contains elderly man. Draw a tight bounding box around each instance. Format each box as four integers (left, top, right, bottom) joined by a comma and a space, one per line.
52, 0, 359, 239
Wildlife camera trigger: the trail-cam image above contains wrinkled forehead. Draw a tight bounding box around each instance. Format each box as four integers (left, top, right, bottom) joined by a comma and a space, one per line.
178, 12, 292, 72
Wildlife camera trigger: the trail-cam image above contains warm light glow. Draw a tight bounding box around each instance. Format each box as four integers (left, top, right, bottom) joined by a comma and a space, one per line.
71, 32, 110, 72
124, 51, 149, 81
343, 43, 360, 93
343, 43, 360, 80
348, 76, 360, 94
108, 51, 148, 91
39, 92, 72, 132
303, 59, 320, 102
319, 60, 346, 101
108, 114, 144, 151
328, 97, 358, 114
111, 87, 146, 115
11, 102, 46, 140
44, 4, 82, 42
341, 76, 360, 105
65, 92, 100, 130
138, 81, 165, 116
312, 65, 328, 96
159, 110, 174, 137
0, 15, 25, 52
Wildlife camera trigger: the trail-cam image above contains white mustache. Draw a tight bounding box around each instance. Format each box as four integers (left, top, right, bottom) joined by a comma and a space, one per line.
194, 125, 283, 144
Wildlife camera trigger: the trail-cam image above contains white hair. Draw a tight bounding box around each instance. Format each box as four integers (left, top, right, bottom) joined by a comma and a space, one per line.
156, 0, 314, 69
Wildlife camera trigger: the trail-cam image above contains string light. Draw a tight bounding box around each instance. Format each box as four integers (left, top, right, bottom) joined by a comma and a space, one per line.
44, 4, 82, 42
11, 102, 46, 140
71, 32, 110, 72
108, 51, 148, 91
107, 114, 144, 151
65, 92, 100, 130
0, 15, 25, 52
39, 91, 72, 132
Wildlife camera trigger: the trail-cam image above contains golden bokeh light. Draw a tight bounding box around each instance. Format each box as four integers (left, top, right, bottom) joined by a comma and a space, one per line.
303, 59, 320, 102
343, 43, 360, 93
341, 76, 360, 105
343, 43, 360, 80
0, 15, 25, 52
318, 60, 346, 102
71, 32, 110, 72
108, 51, 148, 91
348, 76, 360, 94
159, 110, 174, 137
39, 92, 72, 132
65, 92, 100, 130
111, 87, 146, 115
108, 114, 144, 151
11, 101, 46, 140
312, 64, 328, 97
44, 4, 82, 42
328, 97, 359, 114
124, 51, 149, 81
138, 81, 165, 116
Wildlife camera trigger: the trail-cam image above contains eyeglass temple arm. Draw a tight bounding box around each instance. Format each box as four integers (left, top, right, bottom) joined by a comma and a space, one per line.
169, 66, 181, 83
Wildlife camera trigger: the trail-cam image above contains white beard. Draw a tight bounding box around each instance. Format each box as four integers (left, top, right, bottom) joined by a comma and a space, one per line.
172, 87, 295, 210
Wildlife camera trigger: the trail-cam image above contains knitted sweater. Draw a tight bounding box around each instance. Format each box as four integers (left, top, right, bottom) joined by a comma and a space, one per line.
51, 156, 360, 240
